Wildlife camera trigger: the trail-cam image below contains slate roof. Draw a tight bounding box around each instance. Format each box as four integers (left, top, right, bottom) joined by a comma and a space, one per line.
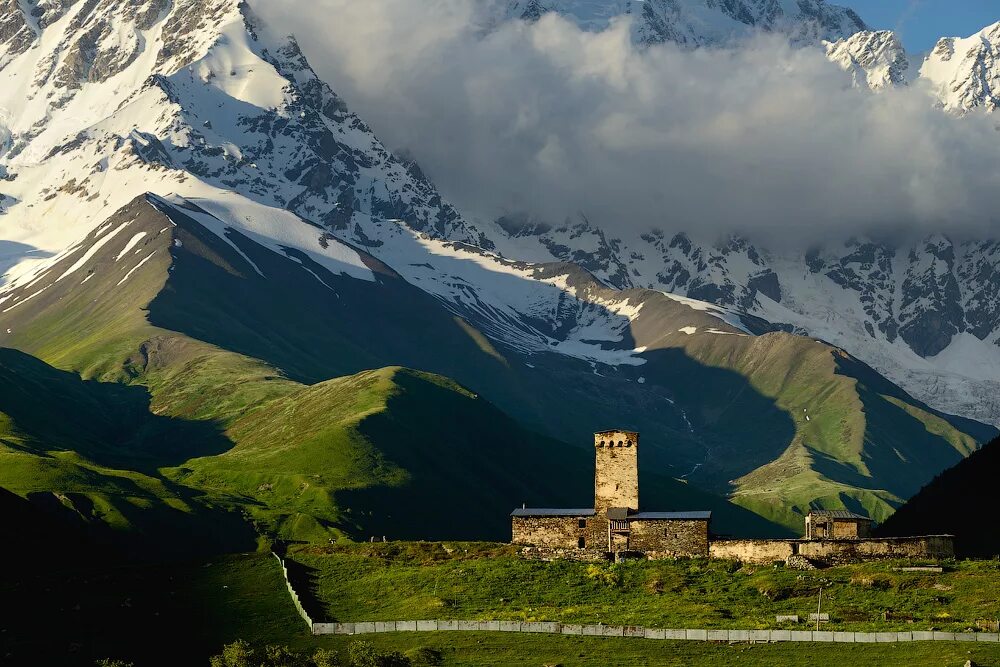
510, 508, 596, 517
808, 510, 872, 521
630, 511, 712, 521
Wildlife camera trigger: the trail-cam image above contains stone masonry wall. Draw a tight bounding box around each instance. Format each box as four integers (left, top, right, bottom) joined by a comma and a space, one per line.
630, 519, 709, 558
709, 539, 797, 563
710, 536, 955, 565
798, 535, 954, 563
594, 431, 638, 512
512, 516, 581, 549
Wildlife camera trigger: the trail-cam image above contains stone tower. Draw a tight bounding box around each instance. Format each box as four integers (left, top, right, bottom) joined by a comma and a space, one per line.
594, 430, 639, 512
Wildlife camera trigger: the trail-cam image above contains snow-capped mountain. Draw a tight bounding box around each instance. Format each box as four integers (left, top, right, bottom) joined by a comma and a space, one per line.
490, 217, 1000, 427
0, 0, 755, 385
0, 0, 995, 535
819, 22, 1000, 113
920, 22, 1000, 113
499, 0, 867, 47
498, 1, 1000, 114
825, 29, 910, 89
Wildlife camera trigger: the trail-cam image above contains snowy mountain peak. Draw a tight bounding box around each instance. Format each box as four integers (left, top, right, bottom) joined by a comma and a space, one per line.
0, 0, 488, 277
825, 29, 910, 90
501, 0, 867, 47
921, 21, 1000, 113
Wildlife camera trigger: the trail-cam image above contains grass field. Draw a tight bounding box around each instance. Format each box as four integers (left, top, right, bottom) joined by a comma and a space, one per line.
5, 549, 1000, 666
289, 542, 1000, 633
305, 633, 1000, 667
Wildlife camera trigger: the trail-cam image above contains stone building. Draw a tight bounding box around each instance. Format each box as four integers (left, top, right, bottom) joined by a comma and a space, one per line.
511, 430, 711, 559
805, 510, 873, 539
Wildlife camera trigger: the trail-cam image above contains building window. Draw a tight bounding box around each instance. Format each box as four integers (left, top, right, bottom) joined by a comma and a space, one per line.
578, 537, 586, 549
578, 519, 587, 529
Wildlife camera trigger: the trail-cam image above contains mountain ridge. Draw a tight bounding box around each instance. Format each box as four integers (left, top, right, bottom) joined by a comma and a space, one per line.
0, 0, 994, 540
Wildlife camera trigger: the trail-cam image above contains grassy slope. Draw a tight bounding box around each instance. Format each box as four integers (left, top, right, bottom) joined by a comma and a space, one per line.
290, 542, 1000, 632
286, 633, 1000, 667
173, 365, 781, 541
635, 325, 987, 529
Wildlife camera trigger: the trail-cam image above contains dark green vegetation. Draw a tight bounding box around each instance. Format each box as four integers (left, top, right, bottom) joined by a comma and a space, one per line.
210, 636, 1000, 667
5, 551, 999, 667
879, 437, 1000, 558
289, 542, 1000, 632
0, 554, 302, 666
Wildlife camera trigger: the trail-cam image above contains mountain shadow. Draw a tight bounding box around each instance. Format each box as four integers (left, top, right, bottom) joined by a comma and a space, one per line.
146, 201, 799, 496
333, 369, 790, 540
0, 347, 233, 471
877, 436, 1000, 558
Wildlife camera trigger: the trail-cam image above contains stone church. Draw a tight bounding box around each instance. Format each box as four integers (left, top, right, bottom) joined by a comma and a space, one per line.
511, 430, 711, 559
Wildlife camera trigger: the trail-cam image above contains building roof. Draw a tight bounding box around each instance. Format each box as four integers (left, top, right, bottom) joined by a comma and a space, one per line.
510, 508, 596, 517
630, 511, 712, 521
807, 510, 872, 521
606, 507, 631, 521
594, 429, 639, 436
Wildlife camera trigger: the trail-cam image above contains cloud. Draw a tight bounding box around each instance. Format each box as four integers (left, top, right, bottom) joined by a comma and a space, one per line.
253, 0, 1000, 244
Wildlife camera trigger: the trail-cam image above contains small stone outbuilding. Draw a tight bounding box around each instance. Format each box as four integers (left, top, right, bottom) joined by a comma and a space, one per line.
804, 510, 873, 540
511, 430, 711, 559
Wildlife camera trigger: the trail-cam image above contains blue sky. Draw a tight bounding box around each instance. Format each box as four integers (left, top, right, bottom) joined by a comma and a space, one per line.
846, 0, 999, 52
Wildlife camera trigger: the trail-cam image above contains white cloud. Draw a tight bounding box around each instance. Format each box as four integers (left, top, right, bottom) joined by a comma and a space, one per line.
254, 0, 1000, 244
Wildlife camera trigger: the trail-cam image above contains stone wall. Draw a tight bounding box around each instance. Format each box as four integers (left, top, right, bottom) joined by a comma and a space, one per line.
798, 535, 954, 564
710, 536, 955, 565
630, 519, 709, 558
594, 430, 638, 512
709, 539, 797, 563
519, 546, 610, 562
512, 516, 581, 549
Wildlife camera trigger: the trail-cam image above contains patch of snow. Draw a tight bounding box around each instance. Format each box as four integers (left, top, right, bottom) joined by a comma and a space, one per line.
56, 220, 132, 283
117, 250, 158, 286
115, 232, 147, 261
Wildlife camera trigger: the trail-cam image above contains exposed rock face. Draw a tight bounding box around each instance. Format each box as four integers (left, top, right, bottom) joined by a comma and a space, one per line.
495, 220, 1000, 426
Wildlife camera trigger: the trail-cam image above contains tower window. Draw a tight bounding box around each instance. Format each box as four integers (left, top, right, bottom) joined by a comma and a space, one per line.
578, 519, 587, 529
578, 536, 586, 549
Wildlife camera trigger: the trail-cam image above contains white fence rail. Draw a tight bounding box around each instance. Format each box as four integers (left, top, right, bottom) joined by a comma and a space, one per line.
272, 552, 313, 628
309, 622, 1000, 643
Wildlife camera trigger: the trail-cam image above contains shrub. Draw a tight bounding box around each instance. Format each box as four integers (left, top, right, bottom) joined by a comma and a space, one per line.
348, 641, 412, 667
313, 649, 343, 667
95, 660, 135, 667
405, 646, 443, 666
585, 564, 622, 587
211, 640, 255, 667
262, 644, 309, 667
